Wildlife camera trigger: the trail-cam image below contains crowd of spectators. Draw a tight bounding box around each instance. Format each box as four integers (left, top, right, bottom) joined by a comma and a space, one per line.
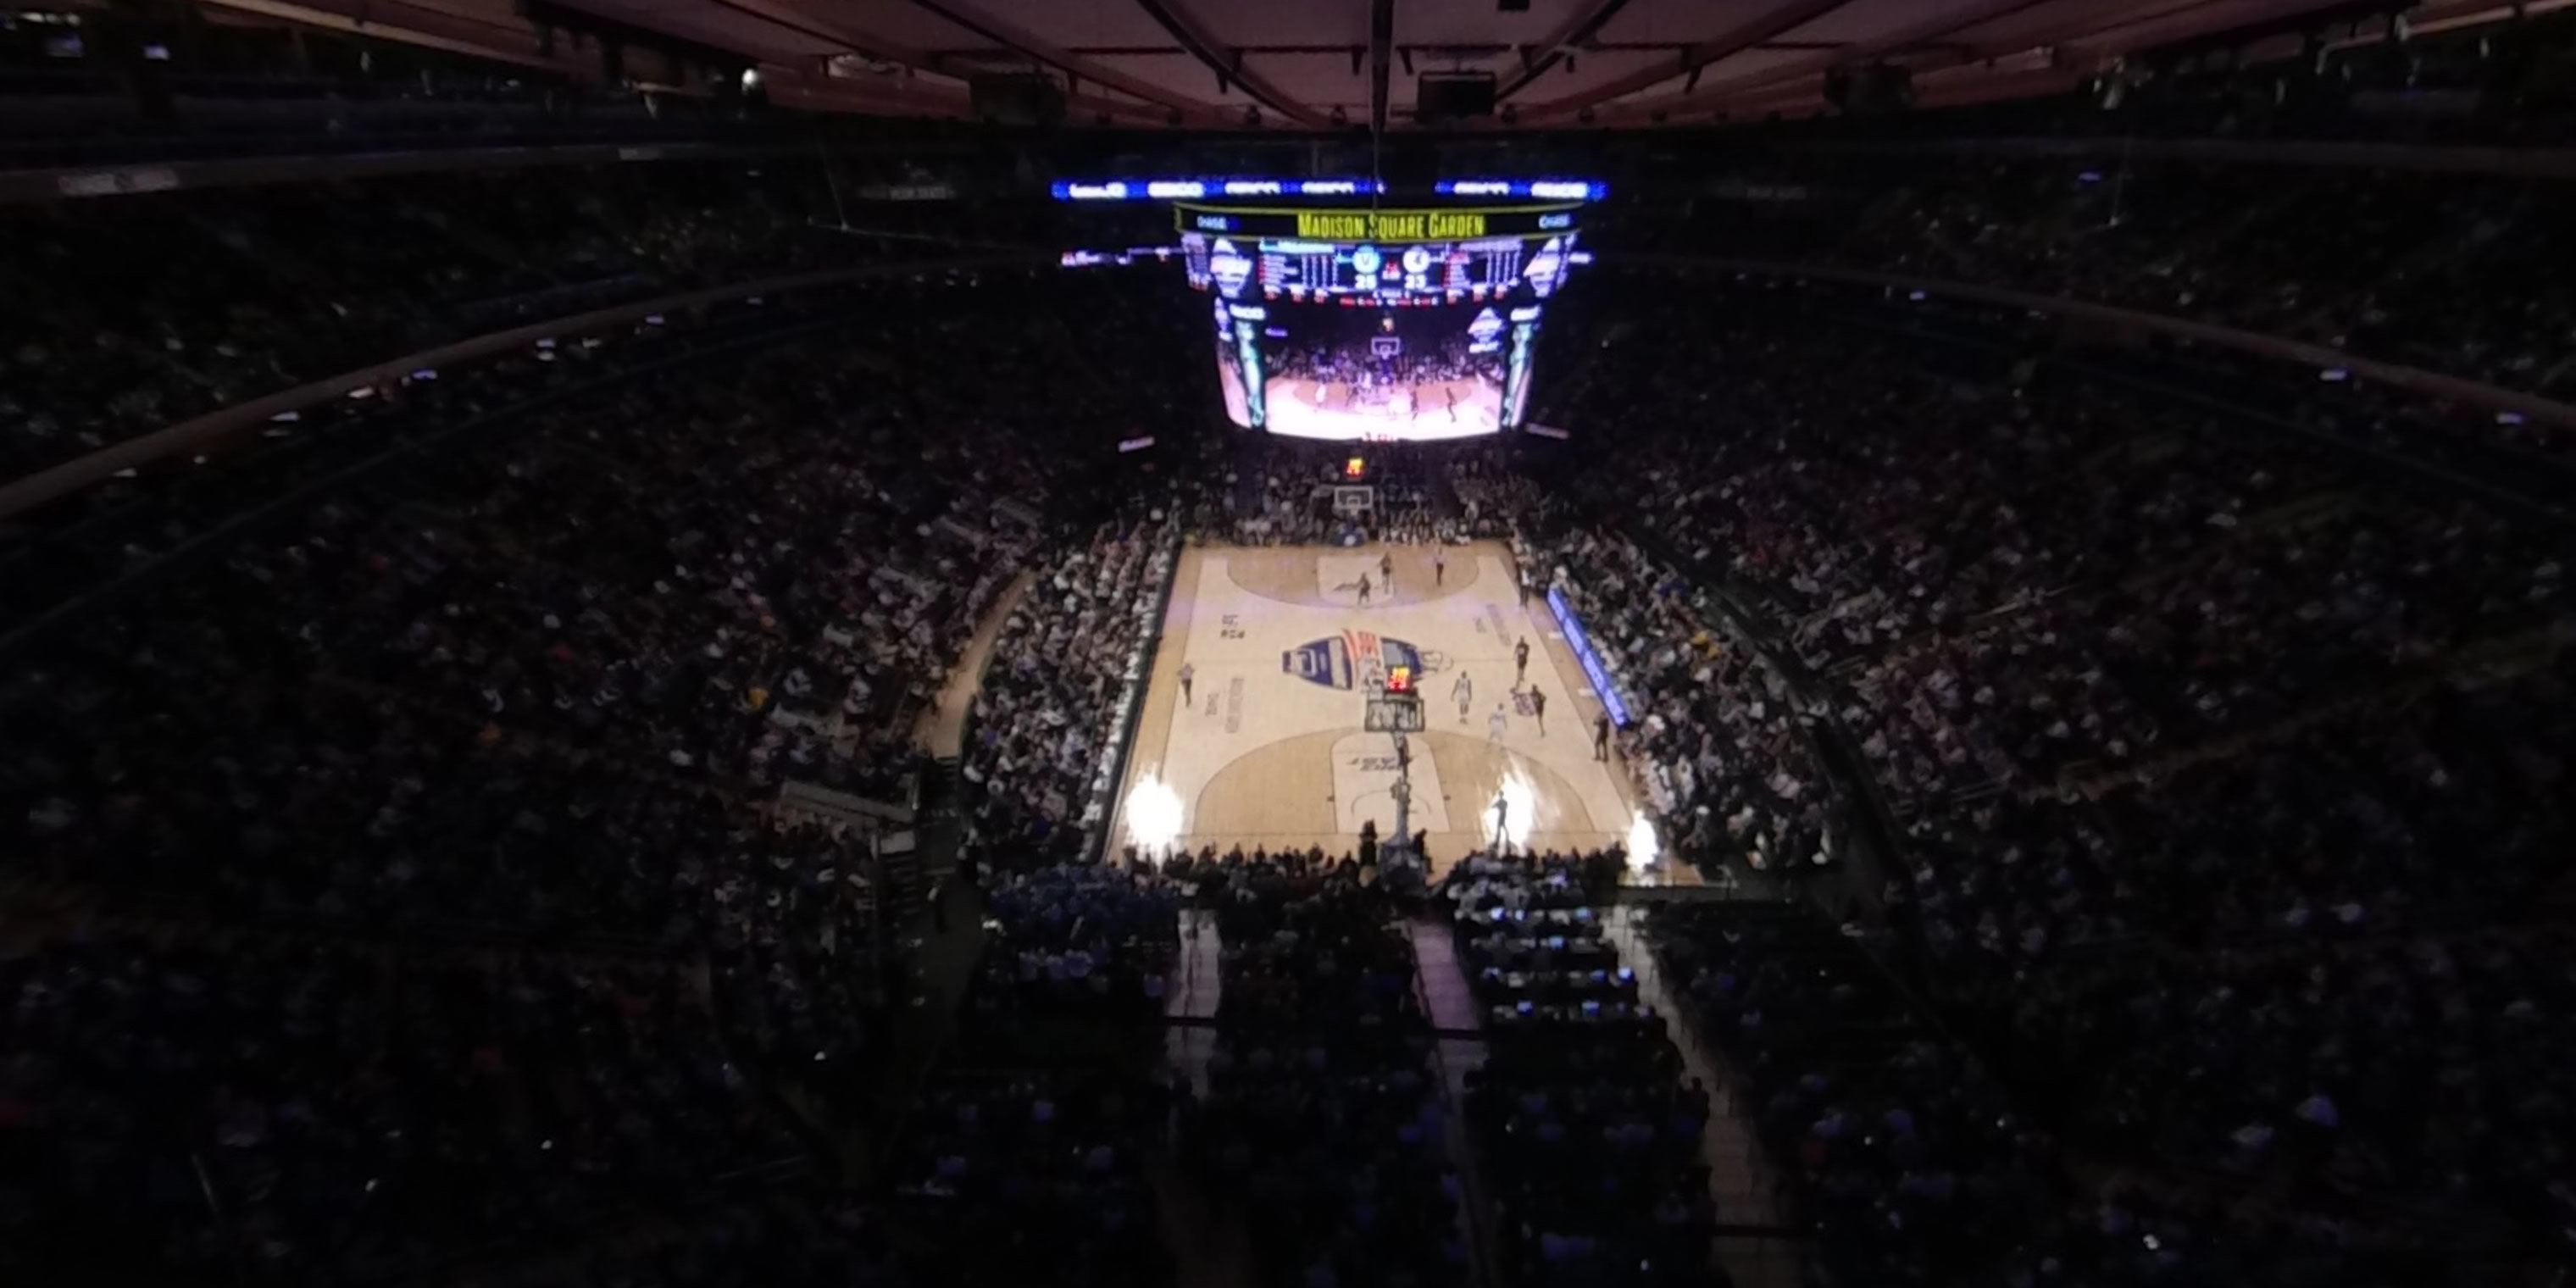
1223, 441, 1482, 547
1442, 852, 1718, 1286
1637, 900, 2445, 1288
11, 92, 2576, 1286
5, 315, 1063, 932
0, 931, 799, 1285
1463, 269, 2575, 1274
1180, 856, 1466, 1288
1274, 331, 1504, 397
1507, 285, 2568, 806
963, 510, 1177, 858
2000, 924, 2576, 1251
3, 257, 1203, 1283
894, 856, 1178, 1288
958, 858, 1180, 1063
0, 164, 952, 478
1654, 154, 2576, 399
1649, 901, 2061, 1287
464, 1185, 907, 1288
1518, 524, 1840, 878
891, 1063, 1168, 1288
1901, 652, 2575, 967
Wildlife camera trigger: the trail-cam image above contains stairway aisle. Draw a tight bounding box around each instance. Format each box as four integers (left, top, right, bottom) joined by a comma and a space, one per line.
918, 569, 1035, 761
1406, 917, 1483, 1034
1148, 1141, 1256, 1288
1407, 913, 1502, 1288
1154, 904, 1252, 1288
1607, 905, 1805, 1288
1167, 907, 1224, 1024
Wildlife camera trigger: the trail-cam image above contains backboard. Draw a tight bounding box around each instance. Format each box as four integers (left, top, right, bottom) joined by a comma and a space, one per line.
1363, 693, 1426, 734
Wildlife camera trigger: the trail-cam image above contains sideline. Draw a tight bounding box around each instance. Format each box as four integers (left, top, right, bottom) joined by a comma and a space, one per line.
1104, 543, 1206, 852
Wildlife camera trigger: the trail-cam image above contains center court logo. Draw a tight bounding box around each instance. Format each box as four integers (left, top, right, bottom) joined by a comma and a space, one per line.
1283, 629, 1444, 691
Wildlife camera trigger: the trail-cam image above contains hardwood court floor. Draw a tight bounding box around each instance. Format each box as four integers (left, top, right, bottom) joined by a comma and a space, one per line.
1115, 541, 1669, 881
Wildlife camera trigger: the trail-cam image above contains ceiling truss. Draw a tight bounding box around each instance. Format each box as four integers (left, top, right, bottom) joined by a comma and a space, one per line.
177, 0, 2520, 130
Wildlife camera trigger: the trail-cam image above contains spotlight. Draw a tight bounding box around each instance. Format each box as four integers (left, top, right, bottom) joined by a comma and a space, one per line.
1123, 769, 1185, 858
1625, 815, 1660, 872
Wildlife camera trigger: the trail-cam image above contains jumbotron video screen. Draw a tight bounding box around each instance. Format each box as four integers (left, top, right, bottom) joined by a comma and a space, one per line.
1208, 295, 1541, 440
1176, 200, 1583, 441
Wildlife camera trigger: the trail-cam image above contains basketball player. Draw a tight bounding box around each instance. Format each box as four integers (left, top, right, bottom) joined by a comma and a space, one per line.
1513, 636, 1531, 688
1380, 551, 1394, 591
1593, 713, 1613, 761
1433, 548, 1447, 586
1452, 671, 1474, 724
1357, 573, 1372, 607
1488, 703, 1508, 744
1180, 662, 1195, 708
1530, 686, 1547, 735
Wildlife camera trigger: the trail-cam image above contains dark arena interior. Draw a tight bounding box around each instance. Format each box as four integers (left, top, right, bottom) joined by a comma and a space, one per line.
7, 2, 2576, 1286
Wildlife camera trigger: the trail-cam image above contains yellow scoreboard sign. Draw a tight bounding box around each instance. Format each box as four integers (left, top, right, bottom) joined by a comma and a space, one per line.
1175, 203, 1579, 242
1291, 209, 1487, 241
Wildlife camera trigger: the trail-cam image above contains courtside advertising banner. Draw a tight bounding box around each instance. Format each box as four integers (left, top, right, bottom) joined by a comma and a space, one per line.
1546, 586, 1631, 727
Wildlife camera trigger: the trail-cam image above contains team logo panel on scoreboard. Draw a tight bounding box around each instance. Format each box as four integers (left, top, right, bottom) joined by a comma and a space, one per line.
1282, 630, 1439, 691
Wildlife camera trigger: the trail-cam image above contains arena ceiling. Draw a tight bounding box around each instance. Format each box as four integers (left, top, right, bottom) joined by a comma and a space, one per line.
199, 0, 2534, 128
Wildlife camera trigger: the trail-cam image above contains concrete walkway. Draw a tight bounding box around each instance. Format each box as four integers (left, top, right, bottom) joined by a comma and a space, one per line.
918, 570, 1034, 760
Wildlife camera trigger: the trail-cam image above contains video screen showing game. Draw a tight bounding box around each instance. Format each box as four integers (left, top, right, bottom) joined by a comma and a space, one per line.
1197, 230, 1568, 441
1261, 304, 1508, 440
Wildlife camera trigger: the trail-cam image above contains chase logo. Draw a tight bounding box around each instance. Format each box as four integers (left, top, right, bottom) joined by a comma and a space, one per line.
1283, 630, 1436, 691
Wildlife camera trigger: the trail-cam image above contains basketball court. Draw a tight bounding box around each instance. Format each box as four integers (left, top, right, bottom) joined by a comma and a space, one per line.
1113, 541, 1677, 880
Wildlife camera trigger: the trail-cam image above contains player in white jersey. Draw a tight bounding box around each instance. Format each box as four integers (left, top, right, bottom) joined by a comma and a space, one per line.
1488, 704, 1508, 743
1453, 672, 1474, 724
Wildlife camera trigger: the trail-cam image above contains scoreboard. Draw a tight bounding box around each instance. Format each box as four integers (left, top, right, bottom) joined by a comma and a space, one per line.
1257, 238, 1535, 302
1176, 201, 1580, 304
1104, 180, 1603, 441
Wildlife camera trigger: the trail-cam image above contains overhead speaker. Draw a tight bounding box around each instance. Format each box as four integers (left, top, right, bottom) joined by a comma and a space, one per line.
969, 73, 1066, 126
1824, 63, 1914, 116
1416, 71, 1496, 123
